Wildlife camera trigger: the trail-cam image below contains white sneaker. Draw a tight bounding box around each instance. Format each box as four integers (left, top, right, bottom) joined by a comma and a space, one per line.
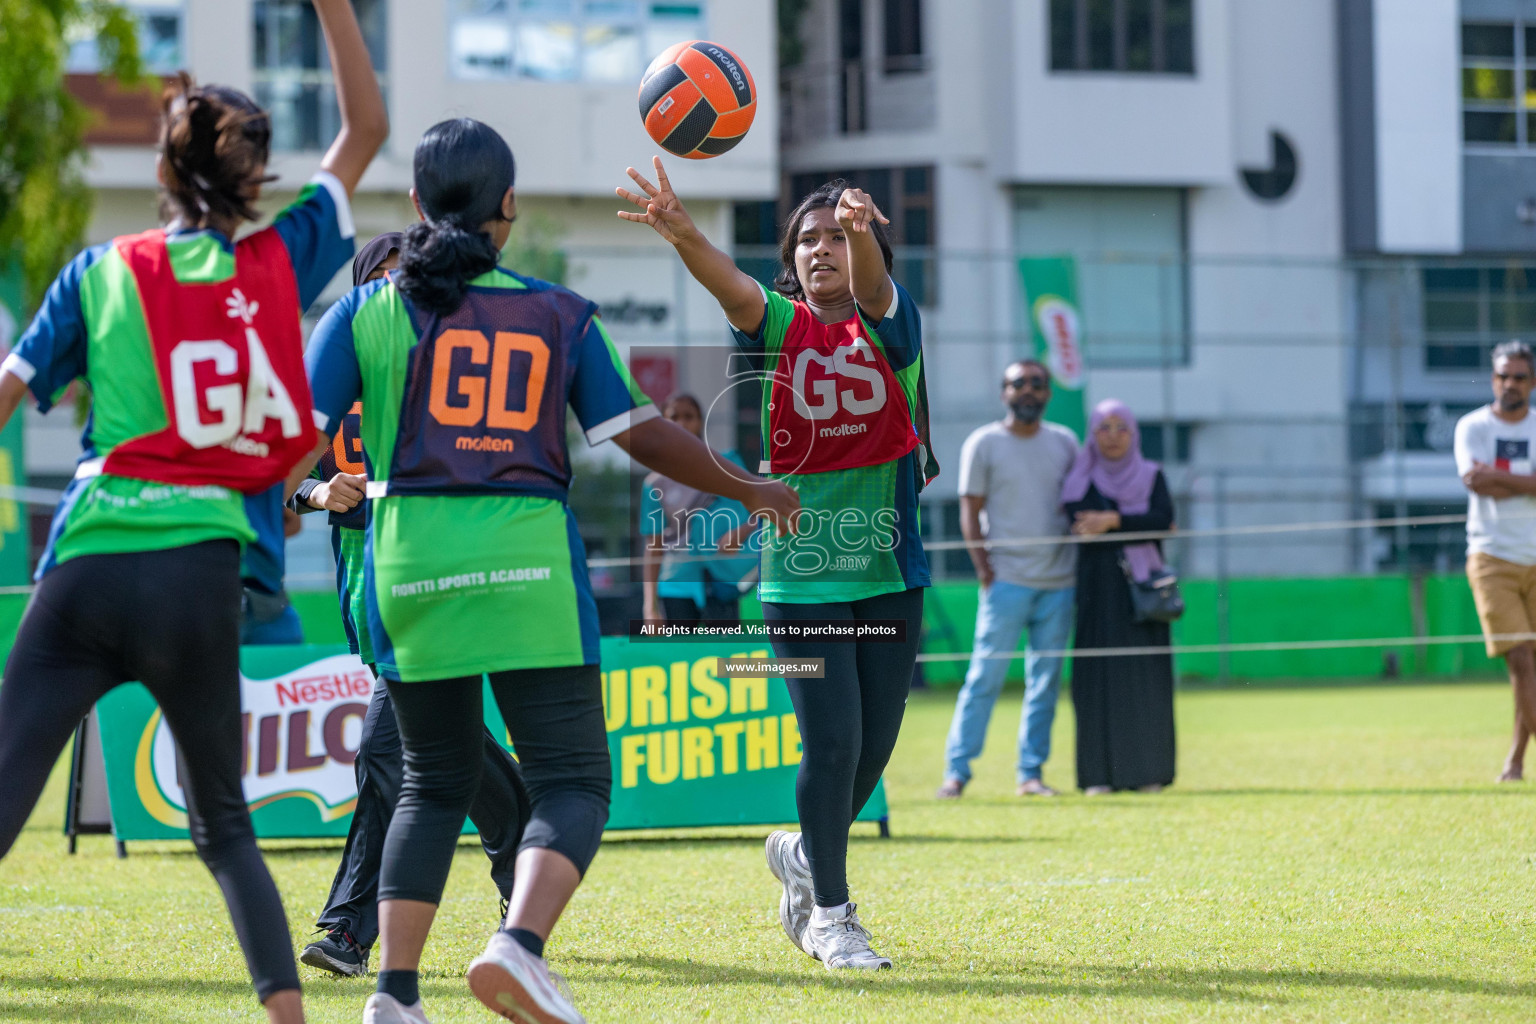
803, 903, 892, 970
764, 830, 815, 955
466, 930, 584, 1024
363, 992, 432, 1023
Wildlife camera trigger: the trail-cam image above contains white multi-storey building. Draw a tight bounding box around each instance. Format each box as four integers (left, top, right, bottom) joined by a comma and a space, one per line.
771, 0, 1536, 578
45, 0, 1536, 581
48, 0, 780, 589
47, 0, 778, 471
775, 0, 1354, 578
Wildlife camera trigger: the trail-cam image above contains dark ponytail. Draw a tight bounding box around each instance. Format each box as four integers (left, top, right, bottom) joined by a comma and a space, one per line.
158, 72, 274, 227
396, 118, 516, 316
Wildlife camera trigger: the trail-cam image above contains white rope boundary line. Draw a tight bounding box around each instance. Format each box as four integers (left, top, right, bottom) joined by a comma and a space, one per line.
584, 511, 1498, 568
914, 632, 1535, 663
0, 484, 1496, 573
0, 484, 1516, 663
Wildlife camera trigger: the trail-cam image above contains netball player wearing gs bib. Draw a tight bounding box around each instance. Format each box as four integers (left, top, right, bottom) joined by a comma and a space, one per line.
305, 120, 797, 1024
292, 235, 529, 980
619, 160, 937, 970
0, 4, 384, 1021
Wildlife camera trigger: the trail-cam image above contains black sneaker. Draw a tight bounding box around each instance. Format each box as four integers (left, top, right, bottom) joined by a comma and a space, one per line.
300, 928, 369, 977
498, 896, 510, 924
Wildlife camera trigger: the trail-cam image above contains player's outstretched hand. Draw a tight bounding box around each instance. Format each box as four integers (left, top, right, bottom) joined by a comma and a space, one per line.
834, 187, 890, 234
311, 472, 366, 513
617, 157, 699, 246
749, 481, 802, 537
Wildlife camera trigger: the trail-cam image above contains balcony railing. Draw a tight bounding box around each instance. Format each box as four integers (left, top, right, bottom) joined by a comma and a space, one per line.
779, 56, 935, 146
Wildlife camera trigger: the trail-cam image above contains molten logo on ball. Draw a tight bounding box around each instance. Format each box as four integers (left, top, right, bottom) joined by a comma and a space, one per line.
638, 40, 757, 159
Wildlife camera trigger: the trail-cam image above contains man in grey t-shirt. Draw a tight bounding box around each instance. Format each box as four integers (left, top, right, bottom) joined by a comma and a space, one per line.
938, 359, 1079, 798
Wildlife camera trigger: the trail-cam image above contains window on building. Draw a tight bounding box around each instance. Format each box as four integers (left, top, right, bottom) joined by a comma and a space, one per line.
1140, 421, 1191, 463
1049, 0, 1194, 74
1461, 21, 1525, 145
883, 0, 923, 72
732, 200, 779, 287
253, 0, 388, 153
789, 166, 938, 307
1349, 400, 1477, 459
1013, 186, 1189, 369
1423, 264, 1536, 369
1371, 501, 1467, 572
68, 2, 184, 75
920, 497, 974, 580
448, 1, 705, 83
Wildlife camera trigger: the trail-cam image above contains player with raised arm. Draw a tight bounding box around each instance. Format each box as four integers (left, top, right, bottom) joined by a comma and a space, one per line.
303, 119, 798, 1024
619, 158, 936, 970
0, 3, 385, 1021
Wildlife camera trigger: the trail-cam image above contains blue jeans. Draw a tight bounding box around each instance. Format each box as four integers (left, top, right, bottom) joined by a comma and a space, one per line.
943, 581, 1075, 785
239, 589, 303, 646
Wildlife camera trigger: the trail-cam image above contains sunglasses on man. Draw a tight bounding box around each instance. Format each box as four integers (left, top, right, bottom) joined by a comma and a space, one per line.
1004, 375, 1051, 392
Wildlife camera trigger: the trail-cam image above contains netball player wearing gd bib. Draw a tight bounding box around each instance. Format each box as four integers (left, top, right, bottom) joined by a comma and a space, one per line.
292, 235, 529, 981
620, 161, 937, 970
305, 120, 797, 1024
0, 6, 386, 1020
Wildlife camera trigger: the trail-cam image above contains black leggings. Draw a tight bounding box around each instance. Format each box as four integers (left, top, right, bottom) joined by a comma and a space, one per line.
377, 665, 611, 905
0, 541, 299, 1001
315, 674, 529, 948
763, 587, 924, 907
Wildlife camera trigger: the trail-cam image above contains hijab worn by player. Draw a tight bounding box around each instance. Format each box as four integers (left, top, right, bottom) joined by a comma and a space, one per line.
354, 231, 403, 287
312, 232, 403, 529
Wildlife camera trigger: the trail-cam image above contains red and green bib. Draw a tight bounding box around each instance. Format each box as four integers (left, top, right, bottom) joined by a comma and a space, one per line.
100, 228, 314, 493
758, 300, 919, 476
747, 287, 930, 603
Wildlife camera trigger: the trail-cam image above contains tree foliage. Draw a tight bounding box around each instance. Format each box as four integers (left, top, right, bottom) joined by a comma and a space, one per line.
778, 0, 810, 70
0, 0, 141, 308
502, 209, 569, 287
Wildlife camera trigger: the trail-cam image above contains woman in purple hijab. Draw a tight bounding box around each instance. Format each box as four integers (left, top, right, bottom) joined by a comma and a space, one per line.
1062, 399, 1177, 794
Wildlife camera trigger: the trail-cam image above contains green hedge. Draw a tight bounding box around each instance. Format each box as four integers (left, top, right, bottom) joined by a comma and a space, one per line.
915, 575, 1503, 685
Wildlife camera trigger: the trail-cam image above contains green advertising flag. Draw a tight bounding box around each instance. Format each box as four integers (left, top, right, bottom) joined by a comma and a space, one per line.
0, 267, 29, 585
1018, 257, 1088, 439
92, 640, 889, 842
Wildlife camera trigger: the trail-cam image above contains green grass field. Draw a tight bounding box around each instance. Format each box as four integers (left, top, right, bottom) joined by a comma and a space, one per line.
3, 680, 1534, 1023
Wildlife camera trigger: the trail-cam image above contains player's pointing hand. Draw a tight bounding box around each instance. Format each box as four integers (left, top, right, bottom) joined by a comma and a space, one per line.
616, 156, 700, 246
834, 187, 889, 234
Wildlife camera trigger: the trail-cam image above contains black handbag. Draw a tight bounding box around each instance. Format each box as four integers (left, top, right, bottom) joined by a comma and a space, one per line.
1121, 559, 1185, 624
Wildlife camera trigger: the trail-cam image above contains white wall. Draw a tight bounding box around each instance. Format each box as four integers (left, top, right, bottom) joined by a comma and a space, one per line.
84, 0, 779, 202
1372, 0, 1461, 254
1099, 0, 1348, 422
1008, 0, 1233, 186
380, 0, 777, 200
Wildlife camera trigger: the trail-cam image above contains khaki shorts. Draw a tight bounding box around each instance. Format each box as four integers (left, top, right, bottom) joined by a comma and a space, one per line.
1467, 551, 1536, 656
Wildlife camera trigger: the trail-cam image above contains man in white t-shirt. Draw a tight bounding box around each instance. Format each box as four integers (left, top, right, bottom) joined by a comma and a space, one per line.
938, 360, 1079, 798
1454, 339, 1536, 782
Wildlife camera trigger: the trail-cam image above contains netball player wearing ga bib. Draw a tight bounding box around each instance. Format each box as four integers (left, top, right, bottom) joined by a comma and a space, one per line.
305, 119, 797, 1024
620, 160, 937, 970
0, 5, 385, 1021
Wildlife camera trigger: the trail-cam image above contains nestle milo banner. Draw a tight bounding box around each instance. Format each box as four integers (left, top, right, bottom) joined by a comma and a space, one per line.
1018, 256, 1087, 439
93, 639, 888, 842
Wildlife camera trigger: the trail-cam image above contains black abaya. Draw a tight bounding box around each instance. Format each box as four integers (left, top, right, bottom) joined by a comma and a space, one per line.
1065, 473, 1177, 791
